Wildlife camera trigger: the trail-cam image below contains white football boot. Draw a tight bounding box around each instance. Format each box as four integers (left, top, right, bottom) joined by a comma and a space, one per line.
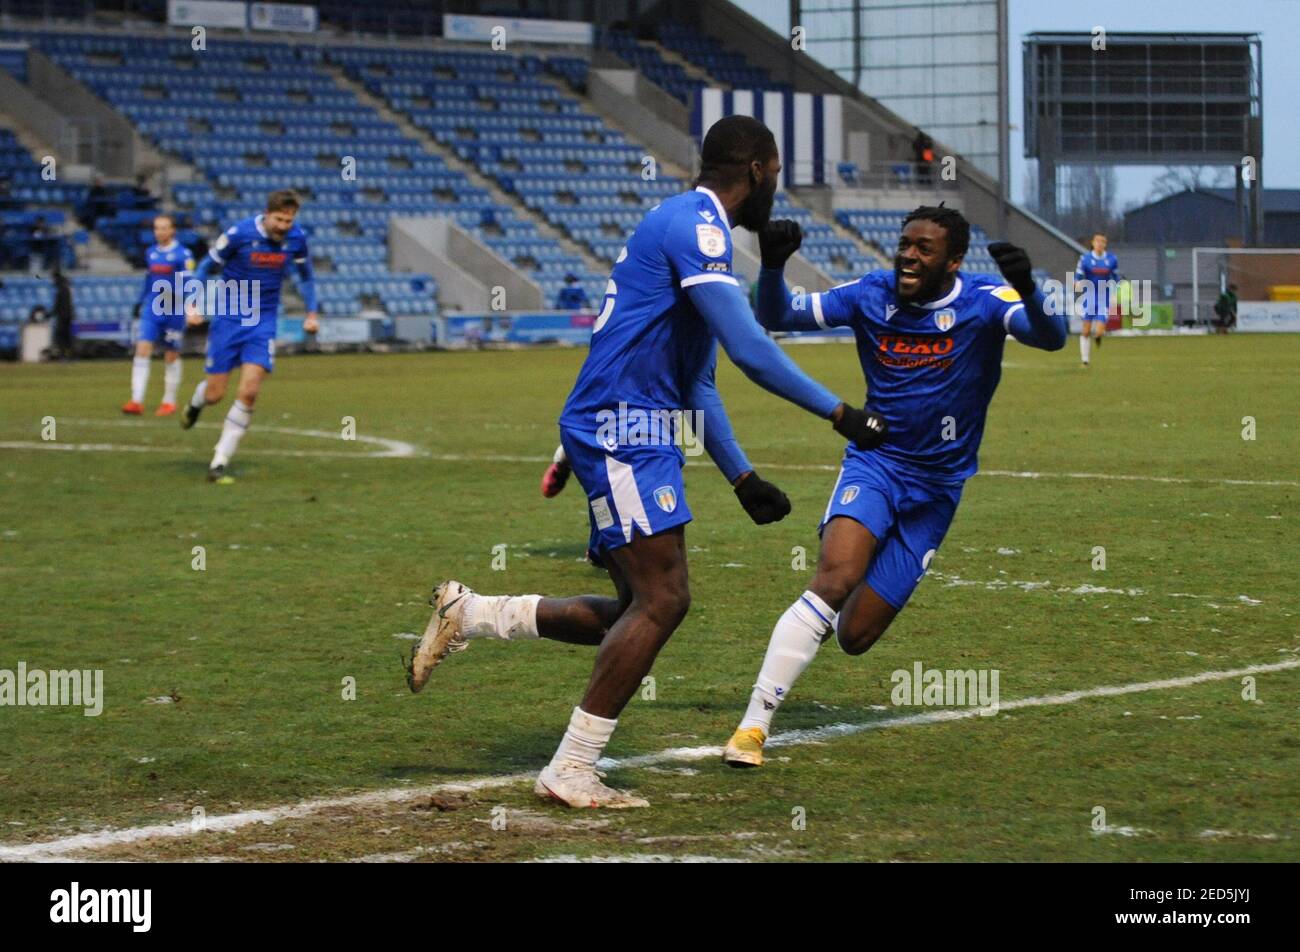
534, 761, 649, 809
406, 580, 473, 693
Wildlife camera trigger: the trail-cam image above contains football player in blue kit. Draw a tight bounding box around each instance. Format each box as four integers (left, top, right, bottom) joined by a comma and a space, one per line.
1074, 232, 1120, 367
122, 214, 194, 417
407, 116, 887, 808
723, 205, 1068, 766
181, 190, 319, 483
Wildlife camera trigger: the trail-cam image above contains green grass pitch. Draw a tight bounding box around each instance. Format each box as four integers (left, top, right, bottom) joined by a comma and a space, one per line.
0, 334, 1296, 862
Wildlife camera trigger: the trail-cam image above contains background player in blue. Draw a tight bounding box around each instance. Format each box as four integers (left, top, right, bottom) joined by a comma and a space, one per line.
180, 190, 319, 483
1074, 231, 1120, 367
405, 116, 887, 808
722, 206, 1068, 767
122, 214, 193, 417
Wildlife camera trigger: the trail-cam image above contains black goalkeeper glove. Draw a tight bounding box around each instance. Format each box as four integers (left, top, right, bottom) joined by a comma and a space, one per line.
734, 471, 791, 525
988, 241, 1037, 299
759, 219, 803, 270
832, 403, 888, 451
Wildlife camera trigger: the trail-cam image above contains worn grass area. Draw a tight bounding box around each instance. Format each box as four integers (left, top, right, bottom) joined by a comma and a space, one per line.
0, 335, 1296, 861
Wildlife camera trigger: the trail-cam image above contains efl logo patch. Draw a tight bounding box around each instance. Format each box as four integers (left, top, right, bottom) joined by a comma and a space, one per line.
591, 496, 614, 530
934, 309, 956, 332
991, 286, 1021, 303
653, 485, 677, 513
696, 224, 726, 258
840, 485, 860, 505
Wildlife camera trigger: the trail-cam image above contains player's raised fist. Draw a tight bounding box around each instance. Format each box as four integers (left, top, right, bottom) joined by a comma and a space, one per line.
988, 241, 1035, 296
759, 219, 803, 270
832, 403, 888, 451
734, 471, 792, 525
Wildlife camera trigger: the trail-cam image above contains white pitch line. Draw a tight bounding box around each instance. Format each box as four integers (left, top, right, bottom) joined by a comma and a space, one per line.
1, 658, 1295, 863
979, 468, 1300, 489
1, 419, 421, 460
4, 422, 1294, 487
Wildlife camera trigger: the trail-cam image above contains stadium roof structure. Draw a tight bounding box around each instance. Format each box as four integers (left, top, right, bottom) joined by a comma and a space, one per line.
1024, 30, 1265, 242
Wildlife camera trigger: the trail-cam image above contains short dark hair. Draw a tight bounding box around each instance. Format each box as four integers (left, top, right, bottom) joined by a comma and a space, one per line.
266, 189, 301, 214
695, 115, 777, 189
901, 205, 970, 260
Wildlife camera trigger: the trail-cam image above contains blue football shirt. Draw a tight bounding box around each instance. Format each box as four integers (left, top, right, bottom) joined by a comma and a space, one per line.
559, 187, 739, 435
141, 241, 194, 318
811, 271, 1027, 482
204, 214, 310, 330
1075, 250, 1121, 317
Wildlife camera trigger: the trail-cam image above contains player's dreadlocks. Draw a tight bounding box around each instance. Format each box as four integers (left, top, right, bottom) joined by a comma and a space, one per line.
694, 115, 777, 189
902, 204, 970, 260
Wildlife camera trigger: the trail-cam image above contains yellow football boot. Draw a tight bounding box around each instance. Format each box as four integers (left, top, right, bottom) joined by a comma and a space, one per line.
723, 726, 767, 768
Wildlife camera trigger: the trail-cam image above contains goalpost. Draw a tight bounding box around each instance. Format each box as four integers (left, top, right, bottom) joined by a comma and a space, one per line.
1191, 247, 1300, 330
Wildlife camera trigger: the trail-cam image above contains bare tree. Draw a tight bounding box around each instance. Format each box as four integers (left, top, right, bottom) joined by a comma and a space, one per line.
1052, 165, 1122, 240
1147, 165, 1232, 201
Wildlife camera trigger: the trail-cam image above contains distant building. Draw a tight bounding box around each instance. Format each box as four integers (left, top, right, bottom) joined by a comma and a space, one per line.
1123, 188, 1300, 246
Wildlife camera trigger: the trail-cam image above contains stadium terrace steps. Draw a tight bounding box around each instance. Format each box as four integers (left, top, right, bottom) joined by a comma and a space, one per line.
9, 30, 441, 321
326, 64, 609, 286
641, 40, 717, 88
79, 231, 135, 275
784, 193, 891, 274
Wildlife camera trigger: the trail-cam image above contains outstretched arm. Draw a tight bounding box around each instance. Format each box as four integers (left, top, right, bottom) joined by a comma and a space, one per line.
1005, 288, 1066, 351
688, 279, 840, 417
755, 267, 825, 332
989, 241, 1067, 351
686, 279, 887, 449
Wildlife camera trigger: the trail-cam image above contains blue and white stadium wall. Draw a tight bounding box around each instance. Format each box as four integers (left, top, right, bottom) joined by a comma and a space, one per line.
691, 88, 844, 187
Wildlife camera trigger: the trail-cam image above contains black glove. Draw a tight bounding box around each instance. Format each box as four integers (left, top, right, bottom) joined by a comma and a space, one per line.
988, 241, 1036, 299
832, 404, 888, 451
734, 471, 791, 525
759, 219, 802, 270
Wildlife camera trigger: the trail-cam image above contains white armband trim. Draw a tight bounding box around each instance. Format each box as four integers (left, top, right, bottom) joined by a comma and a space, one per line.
1003, 302, 1024, 332
680, 273, 739, 288
811, 292, 828, 329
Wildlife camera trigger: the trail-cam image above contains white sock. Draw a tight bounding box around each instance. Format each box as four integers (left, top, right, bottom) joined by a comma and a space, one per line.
163, 358, 182, 404
739, 591, 837, 734
211, 399, 252, 468
189, 378, 208, 409
553, 444, 567, 467
130, 356, 150, 403
461, 593, 541, 640
550, 706, 617, 769
1080, 332, 1091, 363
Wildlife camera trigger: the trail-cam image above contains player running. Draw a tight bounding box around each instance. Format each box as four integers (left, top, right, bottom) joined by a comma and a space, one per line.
407, 116, 887, 808
1074, 232, 1119, 367
180, 190, 318, 483
721, 205, 1067, 767
122, 214, 193, 417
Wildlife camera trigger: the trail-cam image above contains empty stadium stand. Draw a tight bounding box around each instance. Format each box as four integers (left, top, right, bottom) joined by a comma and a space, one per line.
0, 3, 1077, 359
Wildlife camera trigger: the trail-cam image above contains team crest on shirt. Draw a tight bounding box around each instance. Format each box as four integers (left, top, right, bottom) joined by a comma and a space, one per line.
840, 485, 860, 505
654, 485, 678, 513
933, 309, 956, 332
696, 224, 726, 258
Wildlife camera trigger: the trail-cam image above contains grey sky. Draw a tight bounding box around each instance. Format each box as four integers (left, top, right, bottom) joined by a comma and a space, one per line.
1009, 0, 1299, 208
